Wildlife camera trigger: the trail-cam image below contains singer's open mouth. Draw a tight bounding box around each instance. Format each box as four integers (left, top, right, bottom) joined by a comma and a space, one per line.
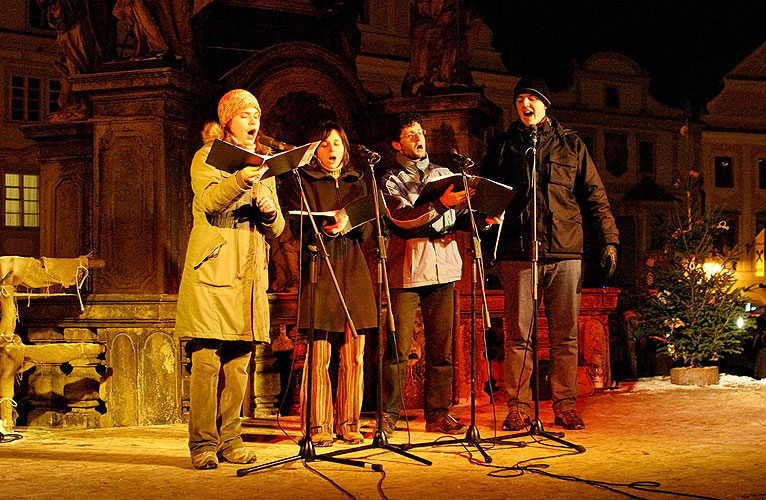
523, 110, 534, 117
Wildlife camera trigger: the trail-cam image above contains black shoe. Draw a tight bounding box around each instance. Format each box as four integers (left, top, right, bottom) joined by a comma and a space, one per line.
554, 409, 585, 430
425, 414, 467, 435
502, 410, 531, 431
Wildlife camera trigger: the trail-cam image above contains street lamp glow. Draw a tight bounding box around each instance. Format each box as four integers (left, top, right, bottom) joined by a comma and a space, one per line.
702, 262, 723, 277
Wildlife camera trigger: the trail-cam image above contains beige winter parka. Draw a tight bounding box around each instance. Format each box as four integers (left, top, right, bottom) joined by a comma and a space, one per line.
175, 141, 285, 343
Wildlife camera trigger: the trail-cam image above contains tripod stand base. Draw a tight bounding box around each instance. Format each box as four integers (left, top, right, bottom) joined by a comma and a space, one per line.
403, 424, 525, 464
484, 419, 586, 454
322, 430, 433, 466
236, 437, 383, 476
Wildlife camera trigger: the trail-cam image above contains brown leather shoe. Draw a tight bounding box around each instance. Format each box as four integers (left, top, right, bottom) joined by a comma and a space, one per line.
381, 413, 397, 437
425, 414, 467, 435
502, 410, 531, 431
337, 431, 364, 444
554, 409, 585, 430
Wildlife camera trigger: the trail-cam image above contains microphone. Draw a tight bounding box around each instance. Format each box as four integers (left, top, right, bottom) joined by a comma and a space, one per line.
357, 144, 381, 164
449, 148, 474, 167
259, 134, 295, 151
529, 124, 538, 147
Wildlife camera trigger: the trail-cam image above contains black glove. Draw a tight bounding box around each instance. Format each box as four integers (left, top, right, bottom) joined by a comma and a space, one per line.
599, 244, 617, 279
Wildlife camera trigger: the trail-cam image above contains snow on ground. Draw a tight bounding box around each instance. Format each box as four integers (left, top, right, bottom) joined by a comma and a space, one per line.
629, 373, 766, 392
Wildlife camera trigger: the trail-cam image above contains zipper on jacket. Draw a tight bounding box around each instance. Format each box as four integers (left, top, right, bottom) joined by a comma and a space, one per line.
333, 178, 349, 293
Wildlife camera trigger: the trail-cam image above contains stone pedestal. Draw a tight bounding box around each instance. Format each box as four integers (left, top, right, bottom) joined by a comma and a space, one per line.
18, 294, 180, 427
16, 293, 298, 427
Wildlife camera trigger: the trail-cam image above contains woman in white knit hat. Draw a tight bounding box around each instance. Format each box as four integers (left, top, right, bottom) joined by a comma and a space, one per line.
175, 89, 285, 470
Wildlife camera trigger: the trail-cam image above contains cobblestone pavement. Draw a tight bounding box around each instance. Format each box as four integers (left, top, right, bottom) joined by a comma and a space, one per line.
3, 377, 766, 500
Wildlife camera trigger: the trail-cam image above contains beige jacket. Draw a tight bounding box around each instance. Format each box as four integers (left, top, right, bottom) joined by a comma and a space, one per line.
175, 142, 284, 342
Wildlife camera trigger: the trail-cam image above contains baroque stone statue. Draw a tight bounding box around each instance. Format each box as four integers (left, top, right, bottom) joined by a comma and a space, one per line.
36, 0, 113, 121
402, 0, 481, 97
112, 0, 198, 71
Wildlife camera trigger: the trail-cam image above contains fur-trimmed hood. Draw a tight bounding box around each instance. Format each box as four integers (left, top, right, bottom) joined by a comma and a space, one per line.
201, 121, 224, 145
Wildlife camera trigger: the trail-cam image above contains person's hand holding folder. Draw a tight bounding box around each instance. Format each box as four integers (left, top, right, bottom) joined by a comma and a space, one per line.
485, 211, 504, 226
322, 210, 350, 236
237, 164, 269, 189
438, 183, 475, 209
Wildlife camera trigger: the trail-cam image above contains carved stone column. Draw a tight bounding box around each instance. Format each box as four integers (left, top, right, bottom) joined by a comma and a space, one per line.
71, 68, 215, 294
251, 338, 280, 417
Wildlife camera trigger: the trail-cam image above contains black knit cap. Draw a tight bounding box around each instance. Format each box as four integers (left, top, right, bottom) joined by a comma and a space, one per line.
513, 76, 551, 107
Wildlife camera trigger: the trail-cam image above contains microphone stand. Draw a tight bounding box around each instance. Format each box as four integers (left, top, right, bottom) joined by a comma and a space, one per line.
484, 125, 585, 454
403, 153, 523, 461
322, 149, 431, 466
238, 166, 382, 476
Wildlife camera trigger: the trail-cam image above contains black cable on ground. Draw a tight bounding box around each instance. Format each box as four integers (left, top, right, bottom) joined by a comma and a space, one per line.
303, 460, 389, 500
0, 430, 23, 443
465, 449, 721, 500
375, 468, 390, 500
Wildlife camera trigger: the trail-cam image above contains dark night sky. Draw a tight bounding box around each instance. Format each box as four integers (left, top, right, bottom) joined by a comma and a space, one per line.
475, 0, 766, 115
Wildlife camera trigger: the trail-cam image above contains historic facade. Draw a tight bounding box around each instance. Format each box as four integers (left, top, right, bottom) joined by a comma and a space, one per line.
1, 1, 764, 429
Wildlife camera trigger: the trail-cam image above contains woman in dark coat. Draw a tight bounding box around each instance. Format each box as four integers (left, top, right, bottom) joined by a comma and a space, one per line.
285, 121, 376, 447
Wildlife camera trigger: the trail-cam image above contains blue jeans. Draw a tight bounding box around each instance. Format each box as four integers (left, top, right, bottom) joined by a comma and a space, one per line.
384, 282, 455, 422
494, 260, 582, 415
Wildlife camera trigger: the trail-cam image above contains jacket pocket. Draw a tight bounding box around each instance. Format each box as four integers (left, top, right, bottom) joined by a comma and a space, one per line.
549, 152, 577, 189
550, 212, 583, 254
191, 231, 225, 268
192, 231, 237, 287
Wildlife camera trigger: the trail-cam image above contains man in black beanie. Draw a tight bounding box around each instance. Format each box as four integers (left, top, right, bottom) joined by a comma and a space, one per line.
480, 76, 619, 431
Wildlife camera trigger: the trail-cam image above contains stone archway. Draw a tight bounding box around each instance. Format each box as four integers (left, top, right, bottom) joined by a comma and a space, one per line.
222, 41, 369, 143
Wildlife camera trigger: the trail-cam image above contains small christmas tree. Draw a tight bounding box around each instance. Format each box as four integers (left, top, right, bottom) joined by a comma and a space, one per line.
637, 170, 753, 368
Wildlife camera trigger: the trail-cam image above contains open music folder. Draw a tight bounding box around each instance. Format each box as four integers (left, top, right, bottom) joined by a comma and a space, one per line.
414, 173, 514, 219
288, 191, 384, 235
205, 139, 319, 179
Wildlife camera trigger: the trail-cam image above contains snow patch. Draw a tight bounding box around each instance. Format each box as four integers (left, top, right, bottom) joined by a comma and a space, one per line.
629, 373, 766, 393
